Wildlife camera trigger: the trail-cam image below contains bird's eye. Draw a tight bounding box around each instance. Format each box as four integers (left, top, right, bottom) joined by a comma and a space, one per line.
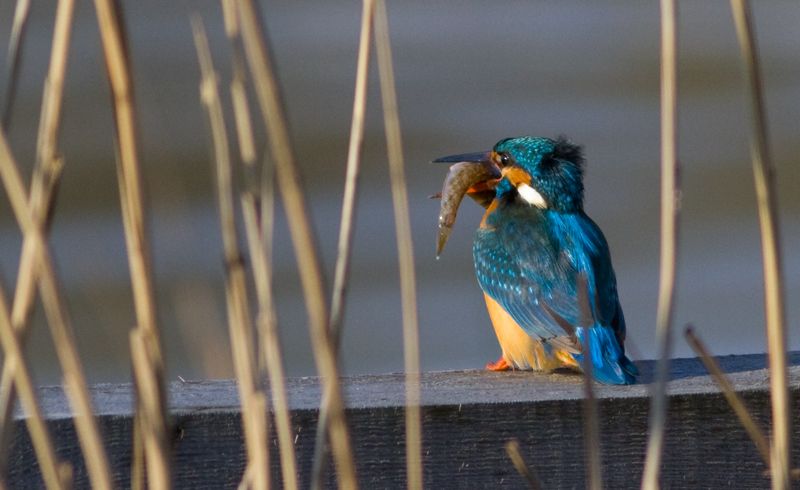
500, 153, 510, 166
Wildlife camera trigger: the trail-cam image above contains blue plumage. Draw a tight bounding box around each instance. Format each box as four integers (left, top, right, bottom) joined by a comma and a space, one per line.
440, 136, 636, 384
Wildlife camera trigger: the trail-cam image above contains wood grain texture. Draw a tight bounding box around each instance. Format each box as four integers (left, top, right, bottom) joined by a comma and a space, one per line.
9, 352, 800, 488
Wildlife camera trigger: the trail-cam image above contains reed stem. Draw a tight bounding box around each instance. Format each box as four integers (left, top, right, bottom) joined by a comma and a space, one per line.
0, 0, 74, 472
505, 439, 543, 490
729, 2, 790, 487
243, 194, 298, 490
219, 2, 299, 487
130, 329, 170, 490
310, 1, 375, 487
235, 0, 358, 487
0, 2, 114, 486
93, 0, 169, 485
0, 224, 66, 490
374, 1, 422, 487
580, 331, 602, 490
642, 1, 679, 488
192, 16, 269, 490
684, 326, 771, 466
1, 0, 32, 128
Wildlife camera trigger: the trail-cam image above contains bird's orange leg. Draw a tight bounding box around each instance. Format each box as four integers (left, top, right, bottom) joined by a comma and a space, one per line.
485, 356, 511, 371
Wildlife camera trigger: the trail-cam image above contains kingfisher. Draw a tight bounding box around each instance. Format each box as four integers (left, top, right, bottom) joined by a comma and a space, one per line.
434, 136, 637, 385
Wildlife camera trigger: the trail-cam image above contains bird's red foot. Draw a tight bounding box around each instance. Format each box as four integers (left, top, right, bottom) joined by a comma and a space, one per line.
485, 357, 511, 371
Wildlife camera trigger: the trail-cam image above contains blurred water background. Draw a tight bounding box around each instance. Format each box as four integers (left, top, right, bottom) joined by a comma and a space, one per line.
0, 1, 797, 384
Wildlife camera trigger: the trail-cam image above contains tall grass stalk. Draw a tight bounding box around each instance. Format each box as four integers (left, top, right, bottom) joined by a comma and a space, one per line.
235, 0, 358, 487
374, 1, 423, 487
130, 329, 170, 490
221, 0, 257, 171
219, 2, 299, 486
0, 138, 67, 490
0, 2, 114, 486
192, 16, 270, 490
0, 138, 113, 490
130, 414, 145, 490
729, 2, 790, 487
92, 0, 165, 375
0, 0, 75, 473
1, 0, 31, 128
580, 327, 602, 490
505, 439, 543, 490
242, 195, 298, 490
684, 326, 771, 466
93, 0, 169, 486
642, 0, 679, 488
310, 1, 375, 487
0, 160, 60, 475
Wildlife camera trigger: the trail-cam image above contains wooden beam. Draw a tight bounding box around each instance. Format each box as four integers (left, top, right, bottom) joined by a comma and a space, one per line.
9, 352, 800, 488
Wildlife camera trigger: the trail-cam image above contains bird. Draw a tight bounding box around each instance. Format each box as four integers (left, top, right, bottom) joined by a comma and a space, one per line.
434, 136, 637, 384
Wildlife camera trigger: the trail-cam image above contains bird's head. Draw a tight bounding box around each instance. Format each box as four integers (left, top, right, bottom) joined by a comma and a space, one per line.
491, 136, 585, 212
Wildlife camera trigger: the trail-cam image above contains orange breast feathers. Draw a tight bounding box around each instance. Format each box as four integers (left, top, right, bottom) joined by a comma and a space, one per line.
483, 293, 578, 371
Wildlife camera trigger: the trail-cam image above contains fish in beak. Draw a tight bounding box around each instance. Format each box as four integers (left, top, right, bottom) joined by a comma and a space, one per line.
432, 151, 501, 257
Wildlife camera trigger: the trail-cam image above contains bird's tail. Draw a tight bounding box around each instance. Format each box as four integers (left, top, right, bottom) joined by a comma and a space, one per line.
573, 327, 638, 385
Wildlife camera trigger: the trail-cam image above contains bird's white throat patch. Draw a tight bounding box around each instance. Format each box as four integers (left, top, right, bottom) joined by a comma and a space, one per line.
517, 183, 548, 208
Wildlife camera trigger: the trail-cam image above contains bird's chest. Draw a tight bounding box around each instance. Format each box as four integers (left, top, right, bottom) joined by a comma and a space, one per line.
473, 206, 580, 286
478, 206, 561, 256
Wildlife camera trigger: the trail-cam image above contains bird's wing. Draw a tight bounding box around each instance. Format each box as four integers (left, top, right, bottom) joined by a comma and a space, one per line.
474, 210, 622, 349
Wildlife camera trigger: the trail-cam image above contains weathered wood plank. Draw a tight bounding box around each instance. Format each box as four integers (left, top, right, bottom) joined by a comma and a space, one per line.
9, 352, 800, 488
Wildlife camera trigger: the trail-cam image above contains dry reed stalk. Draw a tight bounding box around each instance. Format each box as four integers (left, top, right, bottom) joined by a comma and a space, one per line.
92, 0, 165, 378
258, 162, 276, 300
374, 1, 422, 487
330, 0, 375, 357
130, 329, 170, 490
0, 0, 75, 470
641, 1, 679, 488
0, 2, 115, 486
0, 160, 61, 469
191, 16, 269, 490
238, 465, 254, 490
579, 332, 602, 490
0, 278, 67, 489
505, 439, 543, 490
235, 0, 358, 487
92, 1, 170, 485
0, 139, 114, 490
231, 82, 257, 170
6, 193, 113, 489
34, 0, 74, 169
244, 392, 270, 490
684, 326, 771, 465
220, 3, 298, 486
242, 194, 298, 490
310, 1, 375, 486
729, 2, 790, 488
221, 0, 257, 171
1, 0, 31, 128
130, 414, 145, 490
0, 0, 74, 467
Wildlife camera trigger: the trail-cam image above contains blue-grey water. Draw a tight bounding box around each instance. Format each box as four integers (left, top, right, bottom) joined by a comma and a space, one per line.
0, 1, 798, 383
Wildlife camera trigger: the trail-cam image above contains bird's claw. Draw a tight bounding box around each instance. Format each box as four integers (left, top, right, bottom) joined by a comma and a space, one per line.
485, 357, 511, 371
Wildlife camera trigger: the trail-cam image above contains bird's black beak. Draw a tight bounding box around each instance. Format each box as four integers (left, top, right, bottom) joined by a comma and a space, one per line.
432, 151, 493, 164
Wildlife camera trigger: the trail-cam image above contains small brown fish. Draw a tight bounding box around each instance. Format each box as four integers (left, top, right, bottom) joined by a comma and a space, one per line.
436, 159, 500, 257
